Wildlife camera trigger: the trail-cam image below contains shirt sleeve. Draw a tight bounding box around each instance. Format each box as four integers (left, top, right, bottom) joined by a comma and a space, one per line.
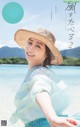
30, 74, 53, 102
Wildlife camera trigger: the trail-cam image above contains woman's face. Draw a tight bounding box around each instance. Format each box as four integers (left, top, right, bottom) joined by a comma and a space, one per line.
25, 37, 47, 68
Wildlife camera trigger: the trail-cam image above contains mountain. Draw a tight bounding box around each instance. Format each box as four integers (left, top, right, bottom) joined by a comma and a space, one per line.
61, 47, 80, 58
0, 46, 25, 58
0, 46, 80, 58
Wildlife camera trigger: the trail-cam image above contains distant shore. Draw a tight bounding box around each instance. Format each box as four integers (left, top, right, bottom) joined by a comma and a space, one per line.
0, 57, 80, 66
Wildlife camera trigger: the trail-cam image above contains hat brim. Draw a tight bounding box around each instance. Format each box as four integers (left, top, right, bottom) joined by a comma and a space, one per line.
14, 29, 63, 65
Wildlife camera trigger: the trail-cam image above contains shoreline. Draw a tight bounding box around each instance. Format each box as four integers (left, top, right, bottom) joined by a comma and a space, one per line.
0, 63, 80, 67
0, 57, 80, 66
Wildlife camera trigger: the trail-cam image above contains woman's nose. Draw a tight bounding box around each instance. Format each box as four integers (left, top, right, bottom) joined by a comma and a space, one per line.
28, 45, 34, 51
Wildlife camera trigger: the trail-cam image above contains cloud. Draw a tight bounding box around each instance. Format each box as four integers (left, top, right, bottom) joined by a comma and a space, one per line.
0, 44, 5, 48
0, 40, 20, 48
74, 21, 80, 38
55, 40, 75, 50
18, 13, 39, 26
76, 31, 80, 38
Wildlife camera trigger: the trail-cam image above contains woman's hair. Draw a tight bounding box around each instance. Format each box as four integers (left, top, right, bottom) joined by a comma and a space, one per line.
43, 45, 52, 67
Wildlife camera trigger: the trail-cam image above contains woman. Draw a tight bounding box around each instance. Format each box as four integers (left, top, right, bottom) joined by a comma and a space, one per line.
10, 28, 79, 127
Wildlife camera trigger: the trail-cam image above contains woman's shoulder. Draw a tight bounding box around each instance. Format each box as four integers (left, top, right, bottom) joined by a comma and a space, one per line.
32, 66, 51, 75
30, 66, 55, 80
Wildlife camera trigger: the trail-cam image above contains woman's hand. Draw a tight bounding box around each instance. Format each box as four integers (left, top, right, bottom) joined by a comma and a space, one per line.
49, 116, 78, 127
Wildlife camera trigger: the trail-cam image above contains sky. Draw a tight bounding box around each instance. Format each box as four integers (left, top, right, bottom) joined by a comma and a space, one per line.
0, 0, 80, 50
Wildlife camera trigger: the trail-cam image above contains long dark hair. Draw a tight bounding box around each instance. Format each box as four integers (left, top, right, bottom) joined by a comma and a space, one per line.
43, 45, 52, 67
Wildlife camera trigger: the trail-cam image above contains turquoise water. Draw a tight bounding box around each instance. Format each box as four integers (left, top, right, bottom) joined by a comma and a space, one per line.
0, 64, 80, 98
0, 64, 80, 87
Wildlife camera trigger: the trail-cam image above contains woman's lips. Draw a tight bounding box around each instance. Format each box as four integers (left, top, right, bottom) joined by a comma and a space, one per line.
27, 52, 34, 57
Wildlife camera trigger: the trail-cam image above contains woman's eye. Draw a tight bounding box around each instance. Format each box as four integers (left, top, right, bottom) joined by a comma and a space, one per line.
36, 45, 41, 48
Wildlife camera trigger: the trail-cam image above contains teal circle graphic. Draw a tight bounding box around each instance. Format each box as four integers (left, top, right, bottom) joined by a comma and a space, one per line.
2, 2, 24, 24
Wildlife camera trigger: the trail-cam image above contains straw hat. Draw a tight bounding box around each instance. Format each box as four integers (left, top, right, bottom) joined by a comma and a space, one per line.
14, 28, 63, 65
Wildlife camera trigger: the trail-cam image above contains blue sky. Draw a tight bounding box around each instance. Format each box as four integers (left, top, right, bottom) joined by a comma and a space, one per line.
0, 0, 80, 50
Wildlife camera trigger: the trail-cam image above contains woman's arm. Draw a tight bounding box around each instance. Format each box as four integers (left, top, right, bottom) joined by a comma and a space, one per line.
35, 91, 78, 127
